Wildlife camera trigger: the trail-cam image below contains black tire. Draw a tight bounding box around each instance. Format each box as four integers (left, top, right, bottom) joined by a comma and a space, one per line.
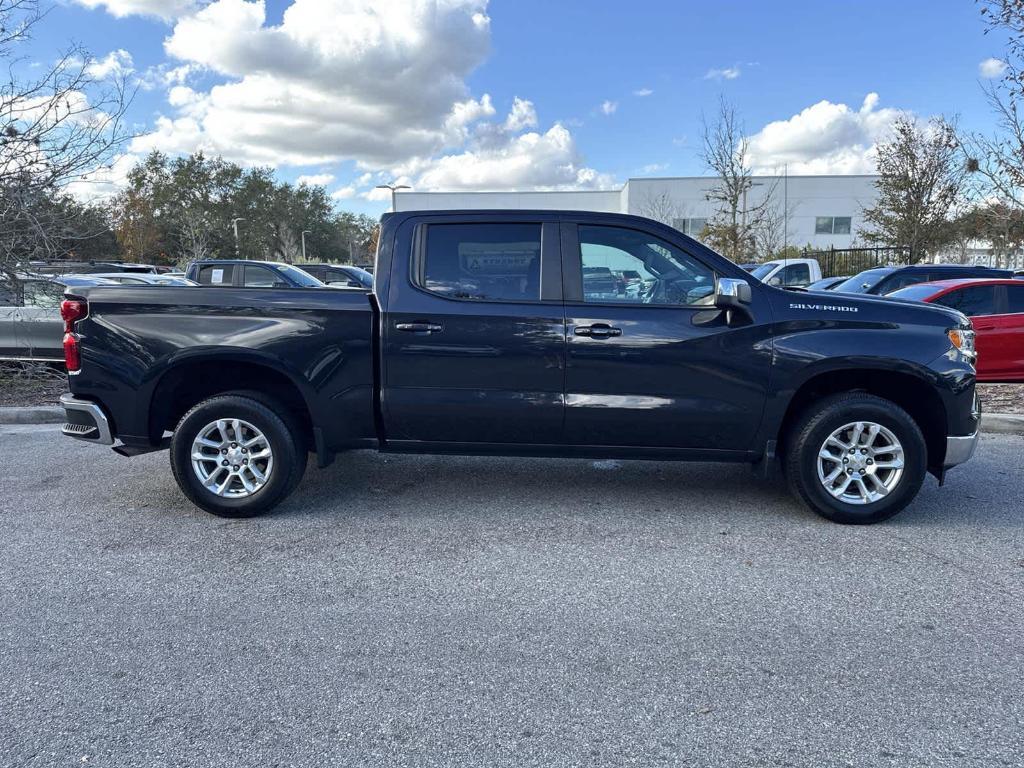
785, 393, 927, 524
170, 394, 307, 517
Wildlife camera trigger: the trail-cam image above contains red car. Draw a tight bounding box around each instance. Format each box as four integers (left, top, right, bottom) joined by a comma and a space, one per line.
888, 278, 1024, 382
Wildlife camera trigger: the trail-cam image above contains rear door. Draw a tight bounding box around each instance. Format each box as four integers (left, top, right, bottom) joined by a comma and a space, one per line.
382, 215, 565, 445
560, 220, 772, 451
995, 284, 1024, 380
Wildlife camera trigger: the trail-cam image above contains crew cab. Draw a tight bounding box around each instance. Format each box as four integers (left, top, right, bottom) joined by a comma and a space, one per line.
185, 259, 326, 289
59, 211, 981, 525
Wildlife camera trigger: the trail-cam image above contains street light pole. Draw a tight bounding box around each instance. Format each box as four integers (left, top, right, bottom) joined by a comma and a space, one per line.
231, 217, 246, 259
301, 230, 311, 261
375, 182, 411, 212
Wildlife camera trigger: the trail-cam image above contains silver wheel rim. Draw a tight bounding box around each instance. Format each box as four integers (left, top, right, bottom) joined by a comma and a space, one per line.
191, 418, 274, 498
816, 421, 904, 506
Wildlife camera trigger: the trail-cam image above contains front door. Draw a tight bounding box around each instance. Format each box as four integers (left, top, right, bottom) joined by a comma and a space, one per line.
382, 217, 565, 445
561, 222, 772, 451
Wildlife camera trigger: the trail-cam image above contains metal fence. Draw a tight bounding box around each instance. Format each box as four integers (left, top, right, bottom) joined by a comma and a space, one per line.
802, 246, 913, 279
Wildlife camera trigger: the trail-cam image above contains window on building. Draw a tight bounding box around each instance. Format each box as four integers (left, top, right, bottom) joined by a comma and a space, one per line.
578, 225, 715, 306
418, 223, 541, 301
815, 216, 853, 235
672, 217, 708, 238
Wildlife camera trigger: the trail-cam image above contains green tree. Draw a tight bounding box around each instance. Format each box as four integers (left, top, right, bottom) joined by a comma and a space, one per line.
860, 117, 965, 263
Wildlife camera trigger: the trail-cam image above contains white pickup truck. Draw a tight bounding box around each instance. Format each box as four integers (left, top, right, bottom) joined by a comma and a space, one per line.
745, 258, 822, 288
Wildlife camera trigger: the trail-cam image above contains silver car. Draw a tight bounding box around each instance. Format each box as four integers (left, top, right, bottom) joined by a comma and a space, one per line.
0, 275, 118, 362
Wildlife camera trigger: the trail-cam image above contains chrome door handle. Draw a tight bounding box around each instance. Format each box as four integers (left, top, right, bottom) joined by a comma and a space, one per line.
395, 322, 443, 334
574, 324, 621, 338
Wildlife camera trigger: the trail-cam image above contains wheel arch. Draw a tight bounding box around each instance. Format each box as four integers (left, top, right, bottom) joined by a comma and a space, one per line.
776, 366, 948, 472
146, 351, 315, 450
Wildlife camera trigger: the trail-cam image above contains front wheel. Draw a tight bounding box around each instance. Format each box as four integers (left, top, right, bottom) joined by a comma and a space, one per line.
785, 393, 927, 524
170, 394, 307, 517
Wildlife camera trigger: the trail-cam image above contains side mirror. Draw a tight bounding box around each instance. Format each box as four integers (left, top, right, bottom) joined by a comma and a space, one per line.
715, 277, 752, 310
767, 276, 783, 287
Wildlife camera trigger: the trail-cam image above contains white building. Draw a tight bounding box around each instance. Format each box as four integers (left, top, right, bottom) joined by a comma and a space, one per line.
395, 174, 881, 254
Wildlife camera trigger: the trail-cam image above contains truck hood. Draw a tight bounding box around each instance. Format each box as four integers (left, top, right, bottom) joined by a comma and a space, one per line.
779, 286, 971, 328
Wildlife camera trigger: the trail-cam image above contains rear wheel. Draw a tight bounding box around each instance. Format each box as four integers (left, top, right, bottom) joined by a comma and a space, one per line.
785, 393, 927, 524
170, 394, 307, 517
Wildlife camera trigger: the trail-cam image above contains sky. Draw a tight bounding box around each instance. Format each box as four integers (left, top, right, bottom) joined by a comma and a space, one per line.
20, 0, 1016, 215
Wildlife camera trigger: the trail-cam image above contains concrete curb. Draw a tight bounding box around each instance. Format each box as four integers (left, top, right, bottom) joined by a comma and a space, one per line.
2, 406, 1024, 435
0, 406, 64, 424
981, 413, 1024, 435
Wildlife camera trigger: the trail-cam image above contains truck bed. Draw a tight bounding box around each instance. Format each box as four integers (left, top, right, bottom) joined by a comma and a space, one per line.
65, 284, 377, 455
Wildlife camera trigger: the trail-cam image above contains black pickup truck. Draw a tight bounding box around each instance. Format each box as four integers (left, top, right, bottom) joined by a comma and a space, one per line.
59, 210, 981, 524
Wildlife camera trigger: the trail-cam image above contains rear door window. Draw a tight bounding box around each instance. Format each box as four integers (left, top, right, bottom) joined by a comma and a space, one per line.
933, 286, 999, 316
197, 264, 235, 285
1006, 285, 1024, 314
23, 281, 64, 308
418, 223, 541, 301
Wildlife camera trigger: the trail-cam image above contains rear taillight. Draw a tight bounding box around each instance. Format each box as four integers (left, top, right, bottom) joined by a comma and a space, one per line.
60, 299, 86, 330
60, 299, 87, 373
63, 333, 80, 372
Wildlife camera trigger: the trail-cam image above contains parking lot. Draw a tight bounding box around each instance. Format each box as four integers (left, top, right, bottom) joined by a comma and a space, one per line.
1, 424, 1023, 767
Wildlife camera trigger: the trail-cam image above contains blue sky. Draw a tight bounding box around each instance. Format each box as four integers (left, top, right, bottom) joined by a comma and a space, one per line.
28, 0, 1013, 214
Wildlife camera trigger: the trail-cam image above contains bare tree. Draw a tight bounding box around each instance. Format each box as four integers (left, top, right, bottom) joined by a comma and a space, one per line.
0, 0, 131, 285
860, 117, 965, 262
177, 209, 213, 265
699, 98, 768, 261
637, 190, 684, 227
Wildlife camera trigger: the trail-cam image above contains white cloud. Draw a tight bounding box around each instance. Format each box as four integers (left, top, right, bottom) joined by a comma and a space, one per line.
395, 118, 614, 192
297, 173, 335, 187
72, 0, 196, 21
979, 57, 1007, 78
633, 87, 653, 97
125, 0, 612, 196
503, 97, 537, 132
331, 185, 357, 200
86, 49, 134, 79
137, 0, 494, 167
640, 163, 667, 174
600, 100, 618, 116
746, 92, 904, 174
705, 65, 741, 80
66, 153, 140, 201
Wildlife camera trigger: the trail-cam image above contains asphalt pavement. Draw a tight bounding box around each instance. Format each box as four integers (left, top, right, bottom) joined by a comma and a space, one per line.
1, 424, 1022, 767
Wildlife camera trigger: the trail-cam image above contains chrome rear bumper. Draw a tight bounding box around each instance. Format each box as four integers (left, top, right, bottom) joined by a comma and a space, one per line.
60, 393, 114, 445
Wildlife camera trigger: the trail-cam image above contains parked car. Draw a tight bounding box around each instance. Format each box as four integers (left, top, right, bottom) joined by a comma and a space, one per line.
887, 278, 1024, 382
60, 210, 980, 525
295, 264, 372, 289
834, 264, 1014, 295
0, 275, 118, 362
85, 272, 198, 286
185, 260, 326, 288
22, 261, 160, 275
806, 276, 851, 291
748, 258, 822, 288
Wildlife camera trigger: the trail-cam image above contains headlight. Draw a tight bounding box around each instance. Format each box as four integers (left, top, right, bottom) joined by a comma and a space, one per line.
948, 328, 977, 362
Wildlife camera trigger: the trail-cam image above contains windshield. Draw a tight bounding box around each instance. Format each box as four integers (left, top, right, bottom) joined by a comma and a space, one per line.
276, 264, 325, 287
347, 267, 373, 287
886, 284, 942, 302
749, 263, 780, 280
833, 268, 894, 293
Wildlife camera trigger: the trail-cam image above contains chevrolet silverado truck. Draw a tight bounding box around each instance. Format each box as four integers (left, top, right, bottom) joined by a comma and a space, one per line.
59, 211, 981, 524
